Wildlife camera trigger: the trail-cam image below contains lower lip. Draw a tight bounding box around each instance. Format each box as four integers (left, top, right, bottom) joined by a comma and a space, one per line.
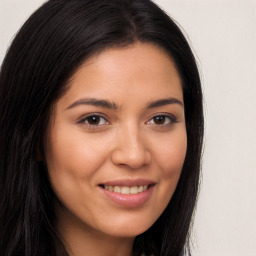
99, 186, 154, 208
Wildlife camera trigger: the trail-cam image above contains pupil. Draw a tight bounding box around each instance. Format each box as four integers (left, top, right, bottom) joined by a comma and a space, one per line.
154, 116, 165, 125
88, 116, 100, 125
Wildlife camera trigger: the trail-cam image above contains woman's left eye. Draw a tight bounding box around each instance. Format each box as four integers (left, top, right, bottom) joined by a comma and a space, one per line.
146, 114, 177, 126
79, 115, 109, 126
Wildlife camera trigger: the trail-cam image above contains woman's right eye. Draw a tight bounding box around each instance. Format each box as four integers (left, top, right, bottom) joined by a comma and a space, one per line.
78, 114, 109, 127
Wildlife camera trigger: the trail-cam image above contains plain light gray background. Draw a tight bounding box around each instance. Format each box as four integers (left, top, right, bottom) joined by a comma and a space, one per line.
1, 1, 256, 255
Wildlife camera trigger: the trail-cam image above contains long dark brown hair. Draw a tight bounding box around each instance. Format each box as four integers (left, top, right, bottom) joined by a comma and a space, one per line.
0, 0, 203, 255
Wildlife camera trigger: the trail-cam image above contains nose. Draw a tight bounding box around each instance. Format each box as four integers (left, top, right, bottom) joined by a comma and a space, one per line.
111, 125, 151, 169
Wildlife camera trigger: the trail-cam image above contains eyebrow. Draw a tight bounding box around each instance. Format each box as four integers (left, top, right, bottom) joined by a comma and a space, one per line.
146, 98, 183, 108
66, 97, 183, 111
66, 98, 119, 110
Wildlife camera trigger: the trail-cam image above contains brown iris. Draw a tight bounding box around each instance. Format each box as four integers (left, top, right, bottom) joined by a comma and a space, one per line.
86, 115, 101, 125
153, 115, 167, 125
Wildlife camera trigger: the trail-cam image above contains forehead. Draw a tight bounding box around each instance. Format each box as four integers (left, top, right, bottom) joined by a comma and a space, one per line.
59, 42, 183, 108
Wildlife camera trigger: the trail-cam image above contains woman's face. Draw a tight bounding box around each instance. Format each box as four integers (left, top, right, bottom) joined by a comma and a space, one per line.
45, 42, 187, 238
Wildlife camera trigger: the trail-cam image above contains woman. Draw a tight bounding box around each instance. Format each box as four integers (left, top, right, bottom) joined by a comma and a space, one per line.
0, 0, 204, 255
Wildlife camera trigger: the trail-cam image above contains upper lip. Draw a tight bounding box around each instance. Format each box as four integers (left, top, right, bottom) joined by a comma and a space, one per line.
99, 179, 156, 187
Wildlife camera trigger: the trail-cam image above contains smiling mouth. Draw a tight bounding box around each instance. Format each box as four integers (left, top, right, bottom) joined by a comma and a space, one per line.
99, 185, 150, 195
98, 181, 155, 207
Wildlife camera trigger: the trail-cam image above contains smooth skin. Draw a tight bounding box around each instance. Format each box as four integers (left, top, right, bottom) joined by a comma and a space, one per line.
44, 42, 187, 256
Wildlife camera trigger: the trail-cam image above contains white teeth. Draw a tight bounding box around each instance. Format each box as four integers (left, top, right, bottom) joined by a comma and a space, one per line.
114, 186, 121, 193
105, 185, 113, 192
130, 186, 139, 194
121, 186, 130, 194
104, 185, 148, 194
138, 185, 144, 192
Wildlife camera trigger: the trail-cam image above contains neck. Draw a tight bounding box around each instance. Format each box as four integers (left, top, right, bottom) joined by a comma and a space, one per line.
55, 205, 135, 256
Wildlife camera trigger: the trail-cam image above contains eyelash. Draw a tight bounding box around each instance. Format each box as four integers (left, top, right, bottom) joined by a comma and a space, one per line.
78, 113, 110, 129
78, 113, 177, 130
146, 113, 177, 127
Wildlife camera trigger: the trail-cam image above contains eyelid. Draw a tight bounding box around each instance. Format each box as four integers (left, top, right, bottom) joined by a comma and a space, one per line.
146, 113, 178, 125
76, 112, 178, 132
77, 113, 111, 127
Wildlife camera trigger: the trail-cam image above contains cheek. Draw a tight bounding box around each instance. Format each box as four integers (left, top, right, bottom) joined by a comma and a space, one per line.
152, 129, 187, 205
45, 127, 110, 181
44, 129, 112, 215
155, 129, 187, 177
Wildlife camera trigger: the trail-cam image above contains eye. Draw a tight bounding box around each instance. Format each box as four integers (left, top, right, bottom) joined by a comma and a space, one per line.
78, 114, 109, 126
146, 114, 177, 126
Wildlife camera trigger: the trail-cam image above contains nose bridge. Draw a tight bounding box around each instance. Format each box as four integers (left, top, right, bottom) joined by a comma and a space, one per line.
111, 121, 151, 168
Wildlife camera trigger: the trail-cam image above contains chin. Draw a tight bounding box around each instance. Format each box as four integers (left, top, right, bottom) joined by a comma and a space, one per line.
98, 216, 157, 238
